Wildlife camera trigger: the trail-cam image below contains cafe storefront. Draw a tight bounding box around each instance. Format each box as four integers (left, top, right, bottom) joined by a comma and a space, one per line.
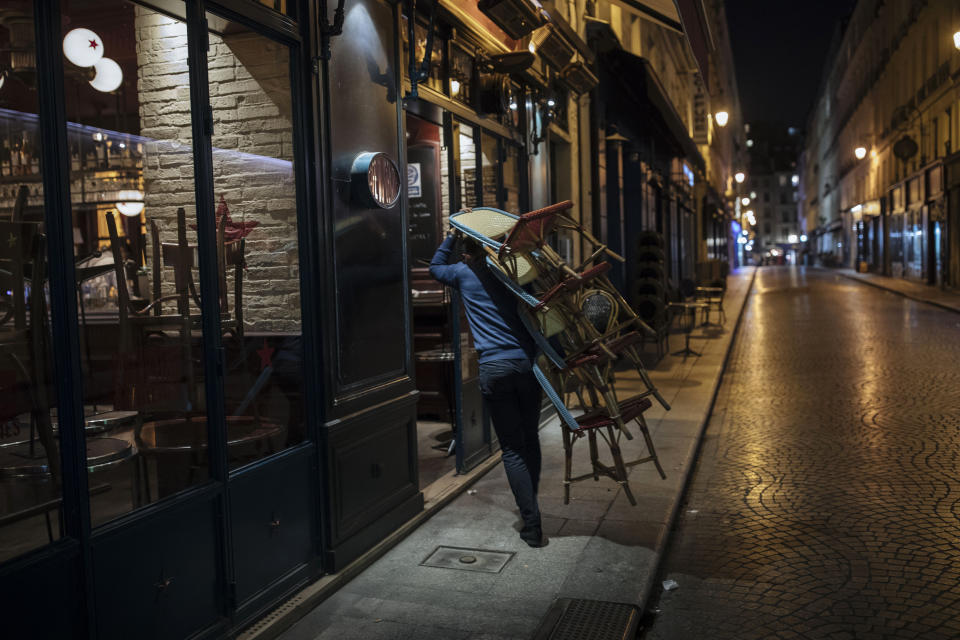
0, 0, 594, 638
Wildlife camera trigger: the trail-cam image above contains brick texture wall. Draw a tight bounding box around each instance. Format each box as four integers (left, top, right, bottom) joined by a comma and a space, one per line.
136, 7, 300, 334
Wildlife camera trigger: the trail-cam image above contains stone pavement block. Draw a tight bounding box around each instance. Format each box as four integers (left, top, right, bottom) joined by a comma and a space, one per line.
556, 518, 601, 537
556, 535, 655, 603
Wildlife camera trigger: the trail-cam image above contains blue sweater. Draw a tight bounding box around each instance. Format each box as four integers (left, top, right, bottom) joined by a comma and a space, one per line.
429, 235, 534, 364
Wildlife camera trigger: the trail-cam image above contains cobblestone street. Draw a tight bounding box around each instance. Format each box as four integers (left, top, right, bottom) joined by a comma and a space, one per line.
644, 267, 960, 640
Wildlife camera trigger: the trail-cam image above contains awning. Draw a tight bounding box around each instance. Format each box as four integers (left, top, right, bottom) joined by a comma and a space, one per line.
672, 0, 713, 91
600, 49, 706, 174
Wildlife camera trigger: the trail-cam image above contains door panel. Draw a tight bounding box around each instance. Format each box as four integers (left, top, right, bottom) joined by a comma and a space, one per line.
230, 446, 314, 604
0, 542, 84, 639
91, 492, 221, 640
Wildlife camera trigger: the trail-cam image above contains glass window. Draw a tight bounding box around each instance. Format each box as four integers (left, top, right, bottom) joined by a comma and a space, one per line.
205, 12, 305, 468
480, 131, 498, 207
503, 143, 521, 213
61, 0, 207, 525
0, 0, 60, 563
457, 123, 477, 209
256, 0, 294, 17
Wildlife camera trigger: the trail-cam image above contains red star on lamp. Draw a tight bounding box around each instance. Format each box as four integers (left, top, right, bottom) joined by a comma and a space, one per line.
256, 339, 275, 370
88, 39, 99, 50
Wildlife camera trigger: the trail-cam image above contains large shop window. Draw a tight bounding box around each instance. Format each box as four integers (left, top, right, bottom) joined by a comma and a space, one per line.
204, 11, 305, 469
0, 0, 60, 563
51, 0, 307, 528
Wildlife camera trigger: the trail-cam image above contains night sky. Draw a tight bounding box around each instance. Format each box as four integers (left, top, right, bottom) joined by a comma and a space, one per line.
725, 0, 857, 130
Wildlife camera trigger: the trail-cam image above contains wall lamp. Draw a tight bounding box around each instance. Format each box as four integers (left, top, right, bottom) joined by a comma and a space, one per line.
854, 146, 867, 160
714, 110, 729, 127
954, 30, 960, 50
734, 171, 745, 184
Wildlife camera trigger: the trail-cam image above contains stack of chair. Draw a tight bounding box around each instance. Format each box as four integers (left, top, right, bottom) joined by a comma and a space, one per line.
450, 201, 670, 505
633, 232, 669, 359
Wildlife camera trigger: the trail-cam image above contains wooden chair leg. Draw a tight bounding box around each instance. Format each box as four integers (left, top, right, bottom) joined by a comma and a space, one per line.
636, 414, 666, 479
587, 430, 600, 481
607, 426, 637, 506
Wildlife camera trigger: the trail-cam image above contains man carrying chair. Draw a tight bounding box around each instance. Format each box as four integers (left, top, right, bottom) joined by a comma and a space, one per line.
430, 231, 545, 548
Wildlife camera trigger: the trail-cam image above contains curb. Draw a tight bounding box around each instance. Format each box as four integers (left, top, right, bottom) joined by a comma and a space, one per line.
635, 266, 759, 613
833, 270, 960, 315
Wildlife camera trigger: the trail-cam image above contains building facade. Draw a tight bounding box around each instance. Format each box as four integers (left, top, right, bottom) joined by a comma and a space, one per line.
800, 0, 960, 283
0, 1, 740, 638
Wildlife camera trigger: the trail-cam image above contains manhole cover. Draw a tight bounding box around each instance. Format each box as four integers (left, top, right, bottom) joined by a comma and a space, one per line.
533, 598, 640, 640
420, 546, 513, 573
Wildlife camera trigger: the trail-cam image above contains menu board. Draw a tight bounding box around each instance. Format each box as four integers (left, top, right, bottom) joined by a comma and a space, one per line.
407, 144, 441, 266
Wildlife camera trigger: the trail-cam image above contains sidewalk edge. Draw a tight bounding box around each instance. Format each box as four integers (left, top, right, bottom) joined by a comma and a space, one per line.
833, 269, 960, 315
635, 266, 758, 613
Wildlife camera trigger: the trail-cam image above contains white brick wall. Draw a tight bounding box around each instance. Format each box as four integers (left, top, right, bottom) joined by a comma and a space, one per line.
136, 7, 300, 334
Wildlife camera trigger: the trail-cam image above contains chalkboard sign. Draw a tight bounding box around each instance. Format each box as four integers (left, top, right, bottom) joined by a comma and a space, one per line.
407, 143, 441, 265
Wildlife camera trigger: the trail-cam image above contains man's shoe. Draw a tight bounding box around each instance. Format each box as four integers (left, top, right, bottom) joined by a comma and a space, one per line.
520, 525, 545, 548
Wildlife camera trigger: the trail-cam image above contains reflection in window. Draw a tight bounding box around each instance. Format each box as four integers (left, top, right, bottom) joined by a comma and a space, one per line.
61, 0, 207, 526
206, 12, 305, 470
481, 132, 498, 208
458, 123, 477, 209
0, 0, 59, 563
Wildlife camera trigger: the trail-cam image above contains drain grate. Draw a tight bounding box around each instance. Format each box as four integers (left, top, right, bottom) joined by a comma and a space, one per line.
533, 598, 640, 640
420, 546, 514, 573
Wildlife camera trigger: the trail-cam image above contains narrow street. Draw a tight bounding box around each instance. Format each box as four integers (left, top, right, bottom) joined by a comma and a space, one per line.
644, 267, 960, 639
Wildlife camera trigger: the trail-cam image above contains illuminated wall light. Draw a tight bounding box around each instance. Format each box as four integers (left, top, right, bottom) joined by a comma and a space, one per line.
734, 171, 745, 184
800, 234, 808, 242
954, 31, 960, 50
870, 149, 877, 158
746, 139, 753, 147
89, 57, 123, 93
450, 79, 461, 96
854, 146, 867, 160
116, 190, 144, 217
791, 174, 799, 186
528, 41, 537, 54
741, 197, 750, 206
788, 234, 798, 243
63, 28, 104, 68
714, 111, 729, 127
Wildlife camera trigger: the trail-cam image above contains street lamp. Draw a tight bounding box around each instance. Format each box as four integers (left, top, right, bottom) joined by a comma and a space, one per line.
954, 30, 960, 50
734, 171, 745, 184
854, 146, 867, 160
741, 197, 750, 206
714, 110, 729, 127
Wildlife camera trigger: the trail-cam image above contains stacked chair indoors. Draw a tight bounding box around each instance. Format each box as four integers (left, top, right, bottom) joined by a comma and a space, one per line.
449, 201, 669, 505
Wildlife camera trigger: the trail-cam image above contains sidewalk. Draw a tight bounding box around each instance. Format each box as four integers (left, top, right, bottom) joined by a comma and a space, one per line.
262, 268, 757, 640
835, 268, 960, 314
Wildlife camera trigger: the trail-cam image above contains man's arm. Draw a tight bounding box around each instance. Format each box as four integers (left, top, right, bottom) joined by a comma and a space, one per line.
429, 234, 460, 287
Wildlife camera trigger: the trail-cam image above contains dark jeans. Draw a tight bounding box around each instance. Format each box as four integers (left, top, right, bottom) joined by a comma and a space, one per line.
478, 358, 542, 528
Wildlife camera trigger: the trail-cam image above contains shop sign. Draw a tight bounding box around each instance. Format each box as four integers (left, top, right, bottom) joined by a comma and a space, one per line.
408, 162, 422, 198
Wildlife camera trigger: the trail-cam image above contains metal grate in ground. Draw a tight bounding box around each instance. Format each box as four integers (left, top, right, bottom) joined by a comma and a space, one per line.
534, 598, 640, 640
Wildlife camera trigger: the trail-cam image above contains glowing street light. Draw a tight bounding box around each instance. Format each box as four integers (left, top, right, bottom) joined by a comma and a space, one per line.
741, 197, 750, 206
854, 146, 867, 160
954, 30, 960, 50
714, 111, 729, 127
800, 234, 808, 242
734, 171, 745, 184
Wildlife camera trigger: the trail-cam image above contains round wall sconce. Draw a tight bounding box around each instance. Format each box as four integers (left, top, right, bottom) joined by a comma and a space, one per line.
63, 28, 104, 68
734, 171, 745, 184
351, 152, 400, 209
89, 57, 123, 93
741, 197, 750, 206
714, 111, 729, 127
116, 190, 145, 216
854, 146, 867, 160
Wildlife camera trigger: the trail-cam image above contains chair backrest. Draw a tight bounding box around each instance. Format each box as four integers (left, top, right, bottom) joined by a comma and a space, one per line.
679, 278, 696, 300
0, 221, 42, 331
580, 289, 617, 336
499, 200, 572, 258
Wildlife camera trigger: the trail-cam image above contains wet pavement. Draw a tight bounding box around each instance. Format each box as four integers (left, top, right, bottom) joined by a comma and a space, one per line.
644, 267, 960, 640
